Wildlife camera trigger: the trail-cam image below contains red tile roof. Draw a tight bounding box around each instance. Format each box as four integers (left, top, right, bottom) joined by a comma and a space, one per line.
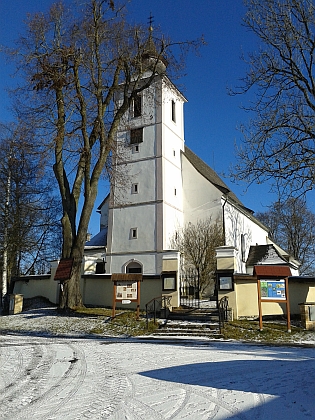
254, 265, 291, 278
54, 259, 74, 281
111, 273, 143, 282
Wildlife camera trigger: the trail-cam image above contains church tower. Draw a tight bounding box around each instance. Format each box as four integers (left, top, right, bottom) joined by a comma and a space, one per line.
104, 27, 187, 276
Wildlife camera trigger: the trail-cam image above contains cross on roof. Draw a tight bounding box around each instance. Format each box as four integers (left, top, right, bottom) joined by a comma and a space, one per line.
148, 13, 154, 30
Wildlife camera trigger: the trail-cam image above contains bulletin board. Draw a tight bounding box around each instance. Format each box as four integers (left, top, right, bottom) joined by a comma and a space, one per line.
112, 274, 142, 320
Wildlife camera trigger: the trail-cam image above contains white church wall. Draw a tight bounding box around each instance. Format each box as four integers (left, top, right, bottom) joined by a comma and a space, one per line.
163, 204, 184, 249
115, 125, 156, 162
224, 200, 268, 273
107, 253, 158, 275
161, 79, 186, 140
163, 157, 183, 207
181, 154, 222, 225
109, 204, 157, 254
112, 159, 157, 205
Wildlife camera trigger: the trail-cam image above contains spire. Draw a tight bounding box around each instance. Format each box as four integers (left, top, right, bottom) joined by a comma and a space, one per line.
148, 12, 154, 32
144, 14, 158, 57
142, 15, 168, 72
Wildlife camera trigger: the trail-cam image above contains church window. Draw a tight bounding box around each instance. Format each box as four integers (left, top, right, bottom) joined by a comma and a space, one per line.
130, 128, 143, 144
171, 100, 176, 122
130, 228, 138, 239
132, 183, 138, 194
132, 144, 140, 153
174, 188, 177, 196
133, 94, 142, 118
162, 272, 177, 291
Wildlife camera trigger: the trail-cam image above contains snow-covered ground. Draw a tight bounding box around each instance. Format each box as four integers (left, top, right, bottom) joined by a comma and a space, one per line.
0, 300, 315, 419
1, 333, 314, 419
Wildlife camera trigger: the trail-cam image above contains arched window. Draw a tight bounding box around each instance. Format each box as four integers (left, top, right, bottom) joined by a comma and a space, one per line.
125, 261, 142, 273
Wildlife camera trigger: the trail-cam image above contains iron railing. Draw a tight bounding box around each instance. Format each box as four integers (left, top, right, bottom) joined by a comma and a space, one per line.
145, 295, 172, 328
218, 296, 229, 333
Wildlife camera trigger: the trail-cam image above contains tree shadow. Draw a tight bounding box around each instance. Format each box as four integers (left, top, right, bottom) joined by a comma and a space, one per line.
140, 358, 315, 419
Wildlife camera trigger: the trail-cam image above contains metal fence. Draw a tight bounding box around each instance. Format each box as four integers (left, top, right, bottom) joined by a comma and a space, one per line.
180, 268, 200, 308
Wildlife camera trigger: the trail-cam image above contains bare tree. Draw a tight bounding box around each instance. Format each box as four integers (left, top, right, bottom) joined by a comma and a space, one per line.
171, 218, 224, 296
232, 0, 315, 197
0, 123, 61, 306
256, 197, 315, 275
8, 0, 200, 308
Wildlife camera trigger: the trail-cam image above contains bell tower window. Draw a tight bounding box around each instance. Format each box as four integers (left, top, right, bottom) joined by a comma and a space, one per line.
132, 183, 138, 194
130, 228, 138, 239
171, 99, 176, 123
130, 128, 143, 144
133, 94, 142, 118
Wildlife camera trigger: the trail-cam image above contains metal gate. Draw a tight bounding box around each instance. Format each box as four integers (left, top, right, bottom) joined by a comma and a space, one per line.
180, 268, 200, 308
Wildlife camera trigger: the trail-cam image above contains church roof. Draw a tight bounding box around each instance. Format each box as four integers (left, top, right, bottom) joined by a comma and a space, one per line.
85, 228, 107, 249
254, 265, 291, 278
246, 244, 287, 267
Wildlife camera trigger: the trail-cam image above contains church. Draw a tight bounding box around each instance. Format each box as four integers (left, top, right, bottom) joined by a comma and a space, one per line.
13, 28, 315, 319
84, 35, 300, 297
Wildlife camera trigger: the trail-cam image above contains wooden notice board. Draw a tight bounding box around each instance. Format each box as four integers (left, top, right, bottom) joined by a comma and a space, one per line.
111, 273, 142, 320
255, 266, 291, 332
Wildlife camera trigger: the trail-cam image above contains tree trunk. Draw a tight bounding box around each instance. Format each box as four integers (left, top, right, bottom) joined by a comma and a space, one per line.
59, 187, 98, 310
59, 257, 83, 309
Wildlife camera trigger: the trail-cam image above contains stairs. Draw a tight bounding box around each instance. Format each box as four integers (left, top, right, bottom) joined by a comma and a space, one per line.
150, 307, 223, 340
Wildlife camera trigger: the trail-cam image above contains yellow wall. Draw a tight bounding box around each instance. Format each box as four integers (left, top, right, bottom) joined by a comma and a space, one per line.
288, 282, 315, 313
218, 289, 238, 318
81, 276, 164, 310
13, 276, 59, 304
236, 280, 259, 318
218, 278, 315, 319
13, 273, 172, 310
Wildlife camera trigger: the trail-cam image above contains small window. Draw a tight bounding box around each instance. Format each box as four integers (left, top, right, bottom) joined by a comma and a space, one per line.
133, 94, 142, 118
132, 183, 138, 194
130, 128, 143, 144
174, 188, 177, 196
162, 272, 177, 291
173, 149, 176, 157
171, 100, 176, 122
132, 144, 140, 153
218, 274, 234, 291
130, 228, 138, 239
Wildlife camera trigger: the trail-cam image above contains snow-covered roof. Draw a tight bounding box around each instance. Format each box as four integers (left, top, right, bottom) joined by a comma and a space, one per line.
85, 228, 107, 249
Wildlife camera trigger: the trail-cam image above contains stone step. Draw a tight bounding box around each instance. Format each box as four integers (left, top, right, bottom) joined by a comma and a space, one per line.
168, 313, 220, 322
161, 323, 219, 331
151, 330, 223, 339
151, 319, 222, 339
168, 314, 219, 323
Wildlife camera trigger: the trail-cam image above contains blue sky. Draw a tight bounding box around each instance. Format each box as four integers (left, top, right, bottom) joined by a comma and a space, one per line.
0, 0, 278, 234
